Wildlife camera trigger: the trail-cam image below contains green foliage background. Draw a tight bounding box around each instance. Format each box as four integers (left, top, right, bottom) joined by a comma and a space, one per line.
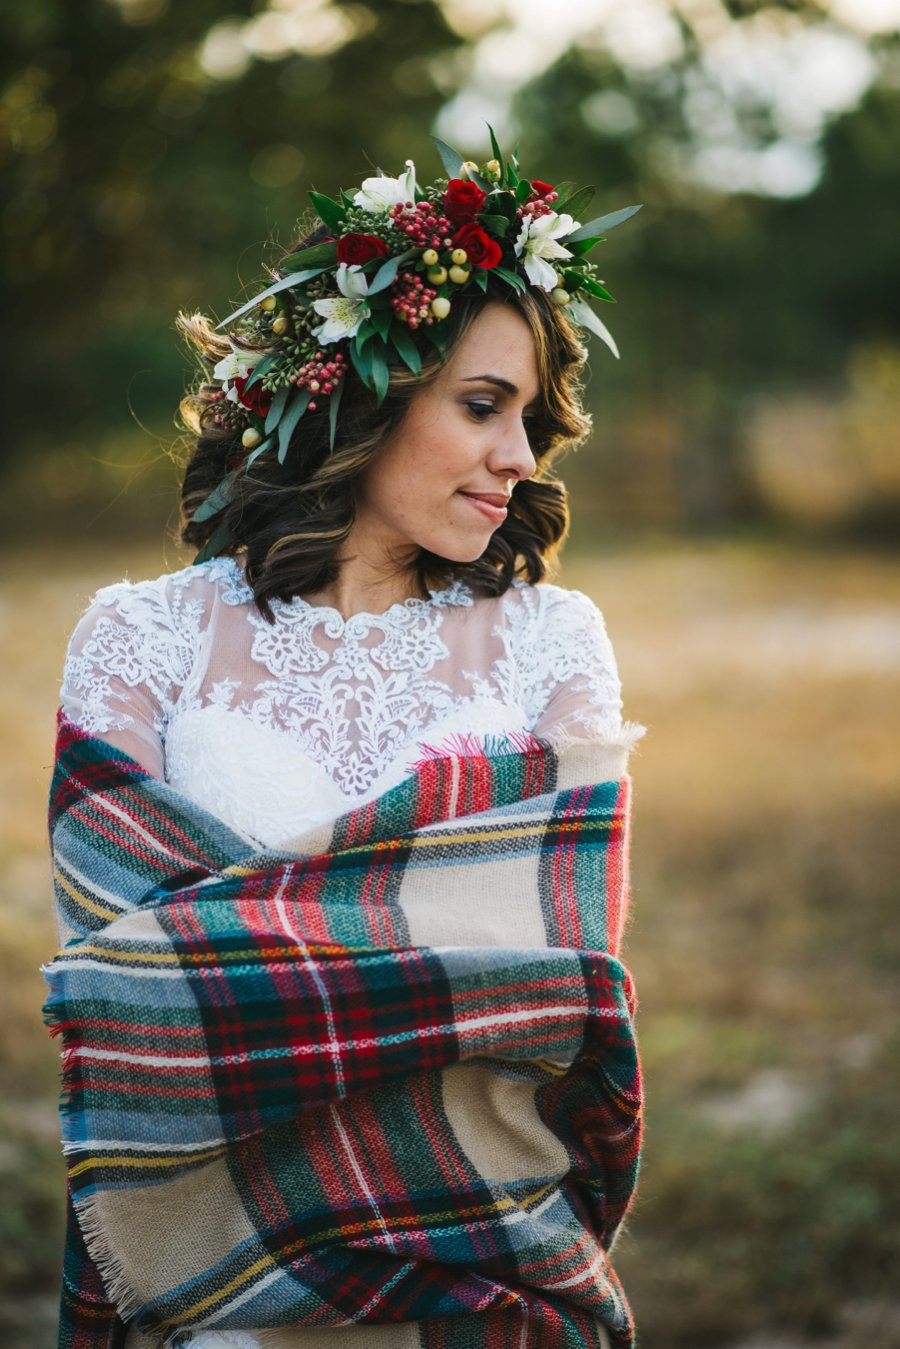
4, 0, 900, 543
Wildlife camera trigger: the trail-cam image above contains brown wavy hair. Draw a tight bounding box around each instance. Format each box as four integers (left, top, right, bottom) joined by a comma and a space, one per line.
175, 227, 593, 622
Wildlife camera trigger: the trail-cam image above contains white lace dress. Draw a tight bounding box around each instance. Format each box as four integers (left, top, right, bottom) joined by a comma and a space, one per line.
59, 554, 627, 849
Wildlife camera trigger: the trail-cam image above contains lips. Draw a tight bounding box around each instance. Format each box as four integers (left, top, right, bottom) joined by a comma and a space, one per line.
459, 492, 510, 507
458, 490, 510, 526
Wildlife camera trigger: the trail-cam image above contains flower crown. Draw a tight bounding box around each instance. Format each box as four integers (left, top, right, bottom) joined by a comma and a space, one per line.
187, 129, 640, 561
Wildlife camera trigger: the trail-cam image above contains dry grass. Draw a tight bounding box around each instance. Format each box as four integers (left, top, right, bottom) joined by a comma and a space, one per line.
2, 536, 898, 1348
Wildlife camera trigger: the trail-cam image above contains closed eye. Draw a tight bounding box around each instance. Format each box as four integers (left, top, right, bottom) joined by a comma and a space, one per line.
466, 402, 498, 421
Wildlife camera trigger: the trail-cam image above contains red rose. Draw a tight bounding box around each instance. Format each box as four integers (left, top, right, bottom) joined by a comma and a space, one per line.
336, 233, 390, 265
530, 180, 555, 199
232, 376, 272, 416
442, 178, 487, 225
451, 222, 503, 270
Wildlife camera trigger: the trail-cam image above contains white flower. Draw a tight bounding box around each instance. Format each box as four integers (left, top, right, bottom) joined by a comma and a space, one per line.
353, 159, 417, 213
514, 211, 579, 291
312, 263, 372, 344
212, 343, 265, 385
566, 294, 620, 359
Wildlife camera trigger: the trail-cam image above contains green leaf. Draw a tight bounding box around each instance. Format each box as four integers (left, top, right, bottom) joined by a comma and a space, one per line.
551, 181, 576, 210
473, 268, 489, 292
566, 236, 604, 257
480, 213, 509, 239
242, 352, 277, 392
493, 265, 526, 294
567, 299, 620, 358
390, 323, 421, 376
370, 307, 392, 339
488, 125, 504, 179
193, 517, 232, 565
308, 190, 345, 231
565, 204, 642, 244
423, 320, 452, 355
350, 339, 374, 391
516, 178, 532, 204
579, 275, 617, 303
328, 375, 345, 453
264, 385, 290, 434
277, 389, 312, 464
506, 159, 518, 190
371, 343, 390, 406
558, 185, 595, 222
431, 134, 465, 181
191, 469, 237, 523
355, 317, 377, 345
216, 270, 326, 329
282, 240, 339, 270
244, 433, 275, 469
367, 247, 418, 296
340, 189, 355, 209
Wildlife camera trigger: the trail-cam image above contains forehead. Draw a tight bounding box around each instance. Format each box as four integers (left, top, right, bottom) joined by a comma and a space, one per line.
448, 305, 539, 389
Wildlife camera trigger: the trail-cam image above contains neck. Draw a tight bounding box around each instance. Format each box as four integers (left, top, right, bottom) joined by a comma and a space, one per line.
302, 545, 427, 620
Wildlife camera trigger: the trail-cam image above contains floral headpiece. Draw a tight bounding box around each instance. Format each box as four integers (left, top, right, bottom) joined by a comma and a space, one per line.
188, 129, 640, 560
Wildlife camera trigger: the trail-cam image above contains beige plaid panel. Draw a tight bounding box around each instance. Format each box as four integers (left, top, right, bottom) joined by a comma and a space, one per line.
441, 1061, 570, 1184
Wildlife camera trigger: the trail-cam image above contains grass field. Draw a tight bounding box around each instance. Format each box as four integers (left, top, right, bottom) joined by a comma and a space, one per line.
2, 536, 898, 1348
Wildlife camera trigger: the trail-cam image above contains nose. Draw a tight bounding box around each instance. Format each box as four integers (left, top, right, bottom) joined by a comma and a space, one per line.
488, 417, 537, 483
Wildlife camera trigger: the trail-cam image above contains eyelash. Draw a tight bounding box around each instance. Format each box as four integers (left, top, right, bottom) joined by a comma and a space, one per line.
466, 402, 538, 431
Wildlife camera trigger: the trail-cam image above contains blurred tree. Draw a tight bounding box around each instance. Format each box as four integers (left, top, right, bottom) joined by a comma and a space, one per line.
0, 0, 465, 479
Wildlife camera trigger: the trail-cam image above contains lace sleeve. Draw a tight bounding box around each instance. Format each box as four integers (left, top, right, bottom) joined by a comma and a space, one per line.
527, 587, 624, 746
59, 576, 201, 780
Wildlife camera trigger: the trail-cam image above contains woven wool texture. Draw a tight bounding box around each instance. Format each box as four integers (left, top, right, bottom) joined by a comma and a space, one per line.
44, 710, 643, 1349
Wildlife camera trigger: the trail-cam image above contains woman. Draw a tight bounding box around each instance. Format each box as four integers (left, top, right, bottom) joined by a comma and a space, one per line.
48, 143, 644, 1349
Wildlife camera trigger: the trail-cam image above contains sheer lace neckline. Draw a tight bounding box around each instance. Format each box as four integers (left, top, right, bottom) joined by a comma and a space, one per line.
218, 554, 475, 629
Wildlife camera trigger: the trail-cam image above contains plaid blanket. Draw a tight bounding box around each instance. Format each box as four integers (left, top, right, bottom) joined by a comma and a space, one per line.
43, 709, 643, 1349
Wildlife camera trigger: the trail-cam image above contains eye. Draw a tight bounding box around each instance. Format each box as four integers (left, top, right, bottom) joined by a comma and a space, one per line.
465, 401, 498, 422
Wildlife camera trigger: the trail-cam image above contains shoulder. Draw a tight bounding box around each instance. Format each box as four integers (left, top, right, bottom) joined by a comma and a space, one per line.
67, 555, 248, 638
492, 578, 613, 643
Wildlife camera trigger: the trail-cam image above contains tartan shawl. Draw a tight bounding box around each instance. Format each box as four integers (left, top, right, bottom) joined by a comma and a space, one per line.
43, 709, 643, 1349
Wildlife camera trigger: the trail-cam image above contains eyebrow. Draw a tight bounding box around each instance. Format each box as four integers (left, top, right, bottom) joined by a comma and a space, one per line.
461, 375, 539, 405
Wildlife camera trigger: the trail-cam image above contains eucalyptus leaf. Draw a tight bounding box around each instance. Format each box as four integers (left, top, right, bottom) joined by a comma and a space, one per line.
215, 269, 326, 329
242, 353, 277, 392
277, 389, 312, 464
328, 375, 345, 453
244, 433, 275, 470
390, 323, 421, 376
308, 190, 345, 231
264, 385, 290, 435
191, 469, 237, 523
565, 204, 642, 244
193, 517, 232, 566
431, 134, 465, 181
367, 248, 418, 296
568, 299, 620, 359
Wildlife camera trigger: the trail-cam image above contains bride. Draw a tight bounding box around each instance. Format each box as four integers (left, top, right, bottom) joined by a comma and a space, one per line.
51, 144, 644, 1349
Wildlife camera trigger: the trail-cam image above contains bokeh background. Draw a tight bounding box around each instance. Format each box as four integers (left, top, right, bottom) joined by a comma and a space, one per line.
2, 0, 899, 1344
